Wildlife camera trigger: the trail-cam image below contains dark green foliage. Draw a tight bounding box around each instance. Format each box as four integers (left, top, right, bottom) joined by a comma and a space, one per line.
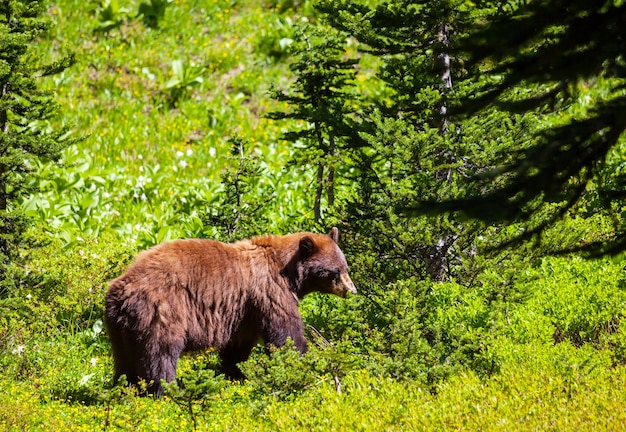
415, 0, 626, 254
0, 0, 77, 291
269, 0, 544, 384
240, 343, 319, 400
301, 276, 500, 386
240, 340, 356, 400
311, 0, 538, 280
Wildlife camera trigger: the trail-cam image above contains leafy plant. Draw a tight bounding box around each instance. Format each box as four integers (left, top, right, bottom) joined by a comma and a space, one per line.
256, 16, 296, 62
239, 340, 355, 401
137, 0, 172, 29
505, 257, 626, 349
163, 357, 226, 431
164, 59, 205, 108
93, 0, 132, 34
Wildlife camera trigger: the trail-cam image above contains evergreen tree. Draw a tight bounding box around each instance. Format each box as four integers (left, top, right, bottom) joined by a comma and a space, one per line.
0, 0, 76, 287
275, 0, 538, 383
269, 23, 359, 221
416, 0, 626, 255
314, 0, 536, 282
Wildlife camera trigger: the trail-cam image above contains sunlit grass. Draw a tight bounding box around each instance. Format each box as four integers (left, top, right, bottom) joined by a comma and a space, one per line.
28, 0, 308, 246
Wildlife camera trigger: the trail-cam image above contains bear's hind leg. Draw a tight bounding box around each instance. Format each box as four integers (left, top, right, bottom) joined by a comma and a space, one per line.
119, 333, 142, 385
106, 322, 140, 386
139, 338, 184, 397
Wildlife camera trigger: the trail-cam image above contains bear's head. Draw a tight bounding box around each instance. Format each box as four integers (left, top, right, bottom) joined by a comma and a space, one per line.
296, 227, 357, 299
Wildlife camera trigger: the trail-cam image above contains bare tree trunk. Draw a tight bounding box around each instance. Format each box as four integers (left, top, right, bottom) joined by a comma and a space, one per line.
0, 82, 8, 260
0, 164, 5, 213
327, 134, 336, 208
312, 118, 326, 221
314, 163, 324, 221
0, 83, 7, 213
437, 23, 452, 137
426, 23, 457, 281
1, 2, 13, 216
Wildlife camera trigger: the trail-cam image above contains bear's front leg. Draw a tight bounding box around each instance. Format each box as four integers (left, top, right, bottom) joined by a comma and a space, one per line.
262, 315, 308, 354
219, 339, 257, 380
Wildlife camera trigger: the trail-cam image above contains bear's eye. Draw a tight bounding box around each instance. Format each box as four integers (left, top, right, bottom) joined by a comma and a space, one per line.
316, 268, 340, 280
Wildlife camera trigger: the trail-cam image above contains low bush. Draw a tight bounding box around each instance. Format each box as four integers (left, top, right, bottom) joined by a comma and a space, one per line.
505, 256, 626, 350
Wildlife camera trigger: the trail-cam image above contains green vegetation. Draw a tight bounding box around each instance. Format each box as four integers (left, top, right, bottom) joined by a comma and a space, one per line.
1, 0, 626, 430
0, 0, 76, 290
415, 0, 626, 254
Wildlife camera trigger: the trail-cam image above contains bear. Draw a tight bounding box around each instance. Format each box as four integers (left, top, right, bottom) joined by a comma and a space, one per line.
104, 227, 356, 396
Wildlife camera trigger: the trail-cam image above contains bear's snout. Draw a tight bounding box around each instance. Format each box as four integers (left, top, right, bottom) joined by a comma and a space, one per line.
337, 272, 357, 297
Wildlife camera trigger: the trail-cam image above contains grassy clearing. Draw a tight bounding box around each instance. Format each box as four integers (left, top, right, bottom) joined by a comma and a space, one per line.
3, 235, 626, 430
3, 346, 626, 431
28, 0, 311, 247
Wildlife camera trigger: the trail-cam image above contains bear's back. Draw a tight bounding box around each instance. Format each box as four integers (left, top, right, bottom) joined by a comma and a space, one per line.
125, 238, 266, 290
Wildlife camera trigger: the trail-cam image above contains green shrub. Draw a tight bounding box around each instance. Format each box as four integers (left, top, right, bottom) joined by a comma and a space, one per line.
505, 257, 626, 349
0, 229, 134, 382
300, 277, 499, 386
239, 339, 356, 402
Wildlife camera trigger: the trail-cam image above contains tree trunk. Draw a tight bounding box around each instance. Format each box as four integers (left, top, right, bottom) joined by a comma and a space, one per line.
314, 163, 324, 221
426, 23, 457, 281
0, 83, 7, 260
327, 134, 336, 208
437, 23, 452, 137
313, 120, 326, 221
0, 164, 5, 213
0, 81, 7, 212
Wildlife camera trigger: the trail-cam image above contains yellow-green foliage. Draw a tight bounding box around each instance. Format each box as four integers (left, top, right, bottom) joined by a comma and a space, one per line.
2, 361, 626, 431
27, 0, 315, 247
2, 241, 626, 430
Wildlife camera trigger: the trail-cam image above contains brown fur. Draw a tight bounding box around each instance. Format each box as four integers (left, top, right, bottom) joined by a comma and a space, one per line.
104, 228, 356, 396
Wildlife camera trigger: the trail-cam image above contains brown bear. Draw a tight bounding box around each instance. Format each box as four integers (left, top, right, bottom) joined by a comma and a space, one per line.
104, 227, 356, 396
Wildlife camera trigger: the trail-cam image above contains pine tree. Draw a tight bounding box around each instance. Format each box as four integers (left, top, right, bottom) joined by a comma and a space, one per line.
273, 0, 538, 382
312, 0, 536, 282
269, 23, 359, 221
416, 0, 626, 254
0, 0, 76, 287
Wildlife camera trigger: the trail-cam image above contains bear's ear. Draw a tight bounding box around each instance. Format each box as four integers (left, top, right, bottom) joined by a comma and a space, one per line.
299, 235, 316, 258
329, 227, 339, 243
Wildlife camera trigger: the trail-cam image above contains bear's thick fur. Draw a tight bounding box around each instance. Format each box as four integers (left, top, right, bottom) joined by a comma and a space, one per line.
105, 227, 356, 396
